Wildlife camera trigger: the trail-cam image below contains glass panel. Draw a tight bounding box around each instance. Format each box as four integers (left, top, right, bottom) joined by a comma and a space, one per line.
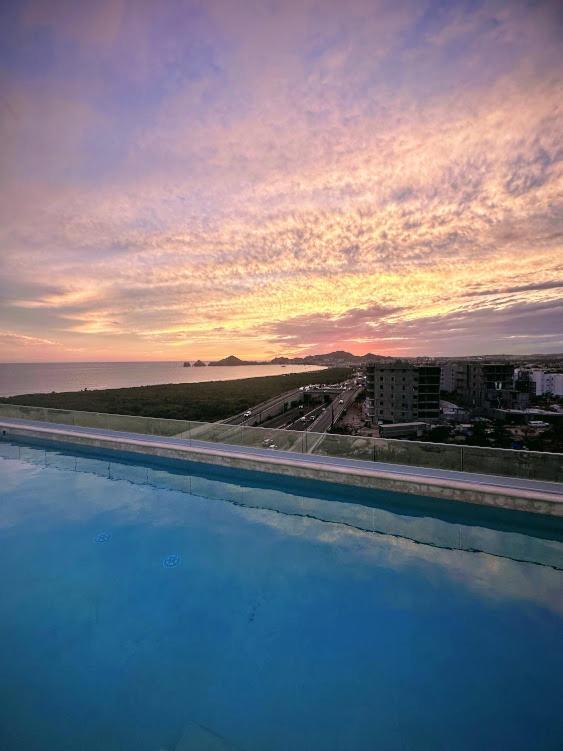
102, 413, 152, 434
143, 416, 188, 437
72, 410, 110, 430
462, 446, 562, 482
1, 403, 560, 482
372, 438, 462, 471
239, 425, 305, 453
188, 421, 244, 445
306, 431, 374, 461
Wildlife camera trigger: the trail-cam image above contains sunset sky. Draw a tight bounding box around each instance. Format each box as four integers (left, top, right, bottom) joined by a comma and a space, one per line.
1, 0, 562, 362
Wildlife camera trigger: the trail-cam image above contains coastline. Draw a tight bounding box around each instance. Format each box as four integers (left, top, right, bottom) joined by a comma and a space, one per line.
0, 361, 327, 399
0, 367, 351, 423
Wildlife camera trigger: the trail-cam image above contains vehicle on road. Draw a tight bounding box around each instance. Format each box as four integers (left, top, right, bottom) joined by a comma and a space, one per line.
243, 410, 252, 417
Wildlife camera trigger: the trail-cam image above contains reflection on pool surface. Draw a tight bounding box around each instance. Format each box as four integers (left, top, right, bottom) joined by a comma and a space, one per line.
0, 438, 562, 751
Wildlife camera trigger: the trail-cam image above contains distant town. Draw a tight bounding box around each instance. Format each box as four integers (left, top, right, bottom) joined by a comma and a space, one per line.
184, 351, 563, 453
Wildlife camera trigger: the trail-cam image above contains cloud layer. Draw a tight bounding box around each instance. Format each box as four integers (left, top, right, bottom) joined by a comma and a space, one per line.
1, 0, 562, 360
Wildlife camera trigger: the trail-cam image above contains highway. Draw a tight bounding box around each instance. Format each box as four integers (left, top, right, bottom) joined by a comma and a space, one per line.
223, 388, 302, 426
259, 406, 304, 429
308, 387, 362, 434
224, 379, 357, 428
286, 404, 326, 430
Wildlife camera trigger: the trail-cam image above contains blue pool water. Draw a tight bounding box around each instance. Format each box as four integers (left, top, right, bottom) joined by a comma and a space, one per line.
1, 438, 562, 751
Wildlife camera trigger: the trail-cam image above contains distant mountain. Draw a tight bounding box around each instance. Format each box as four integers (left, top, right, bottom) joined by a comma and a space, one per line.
208, 354, 262, 366
205, 351, 393, 366
192, 351, 563, 367
271, 350, 392, 365
192, 359, 207, 367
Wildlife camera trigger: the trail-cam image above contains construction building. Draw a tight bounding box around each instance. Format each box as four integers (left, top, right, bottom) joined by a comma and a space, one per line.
365, 362, 440, 424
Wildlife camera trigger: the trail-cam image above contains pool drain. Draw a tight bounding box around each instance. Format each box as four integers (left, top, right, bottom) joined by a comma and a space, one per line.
94, 532, 111, 544
163, 553, 180, 568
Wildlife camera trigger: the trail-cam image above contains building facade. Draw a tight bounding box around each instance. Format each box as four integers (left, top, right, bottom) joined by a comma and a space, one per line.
529, 370, 563, 396
365, 362, 440, 424
439, 362, 457, 393
455, 361, 517, 409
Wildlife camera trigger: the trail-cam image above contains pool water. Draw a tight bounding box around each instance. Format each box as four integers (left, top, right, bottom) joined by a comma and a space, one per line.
0, 438, 562, 751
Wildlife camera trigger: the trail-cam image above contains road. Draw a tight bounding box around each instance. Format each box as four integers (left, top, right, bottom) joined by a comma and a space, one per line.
259, 406, 304, 429
308, 387, 362, 434
286, 404, 326, 430
224, 380, 357, 427
223, 388, 302, 426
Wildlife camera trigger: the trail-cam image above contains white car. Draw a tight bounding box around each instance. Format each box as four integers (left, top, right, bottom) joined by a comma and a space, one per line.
243, 410, 252, 417
339, 399, 344, 404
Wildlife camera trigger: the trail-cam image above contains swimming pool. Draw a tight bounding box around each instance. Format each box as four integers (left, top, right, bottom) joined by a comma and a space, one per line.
1, 437, 562, 751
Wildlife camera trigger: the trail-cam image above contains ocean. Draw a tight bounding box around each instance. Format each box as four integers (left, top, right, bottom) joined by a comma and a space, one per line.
0, 362, 325, 398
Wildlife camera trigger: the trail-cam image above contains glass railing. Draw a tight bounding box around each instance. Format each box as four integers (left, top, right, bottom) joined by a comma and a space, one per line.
1, 402, 561, 483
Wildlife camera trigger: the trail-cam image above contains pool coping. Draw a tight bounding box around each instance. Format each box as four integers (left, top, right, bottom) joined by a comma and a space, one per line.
1, 418, 562, 516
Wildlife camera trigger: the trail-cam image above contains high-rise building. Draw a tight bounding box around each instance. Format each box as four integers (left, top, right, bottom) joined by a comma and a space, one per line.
455, 361, 516, 409
439, 362, 457, 392
365, 362, 440, 424
514, 369, 536, 397
529, 370, 563, 396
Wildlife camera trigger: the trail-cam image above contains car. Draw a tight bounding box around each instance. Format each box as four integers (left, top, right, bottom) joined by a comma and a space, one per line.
339, 399, 344, 404
243, 410, 252, 417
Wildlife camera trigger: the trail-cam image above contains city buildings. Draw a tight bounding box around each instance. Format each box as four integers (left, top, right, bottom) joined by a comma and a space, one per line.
365, 362, 440, 424
526, 369, 563, 396
439, 362, 457, 393
453, 361, 523, 410
514, 368, 537, 397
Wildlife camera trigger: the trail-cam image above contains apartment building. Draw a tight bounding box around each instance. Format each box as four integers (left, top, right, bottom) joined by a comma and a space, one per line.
439, 362, 457, 392
365, 362, 440, 424
529, 369, 563, 396
455, 361, 516, 409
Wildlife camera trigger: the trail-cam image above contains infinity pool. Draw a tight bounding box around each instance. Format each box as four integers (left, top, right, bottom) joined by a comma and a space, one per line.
1, 437, 562, 751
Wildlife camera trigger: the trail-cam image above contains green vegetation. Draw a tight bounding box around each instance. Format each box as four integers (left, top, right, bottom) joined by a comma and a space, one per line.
0, 368, 352, 422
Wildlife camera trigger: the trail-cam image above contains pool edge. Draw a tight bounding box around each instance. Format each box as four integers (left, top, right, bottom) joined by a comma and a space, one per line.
2, 420, 562, 517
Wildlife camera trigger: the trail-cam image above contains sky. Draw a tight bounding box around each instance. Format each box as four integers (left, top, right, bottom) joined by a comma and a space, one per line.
1, 0, 562, 362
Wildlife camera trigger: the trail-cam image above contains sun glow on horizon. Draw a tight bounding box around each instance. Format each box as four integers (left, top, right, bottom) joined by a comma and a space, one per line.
1, 0, 562, 362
